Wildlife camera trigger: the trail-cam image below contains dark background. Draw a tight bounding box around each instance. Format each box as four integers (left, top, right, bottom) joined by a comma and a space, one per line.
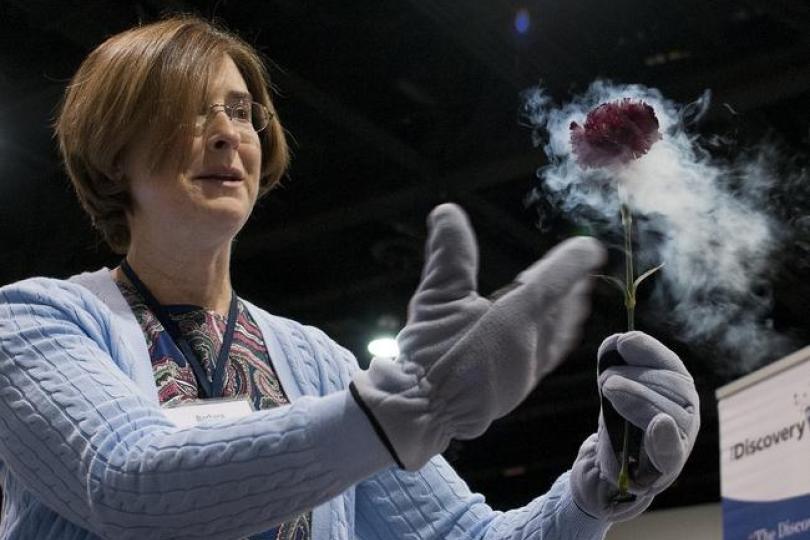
1, 0, 809, 513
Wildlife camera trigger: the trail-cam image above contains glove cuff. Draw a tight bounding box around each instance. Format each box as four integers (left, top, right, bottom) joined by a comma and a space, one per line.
350, 356, 453, 470
348, 381, 405, 469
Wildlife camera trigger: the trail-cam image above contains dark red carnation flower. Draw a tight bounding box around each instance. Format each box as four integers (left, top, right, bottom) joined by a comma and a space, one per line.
569, 98, 662, 168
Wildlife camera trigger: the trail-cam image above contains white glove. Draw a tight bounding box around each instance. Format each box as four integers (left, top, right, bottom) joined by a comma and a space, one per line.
350, 203, 606, 470
571, 332, 701, 521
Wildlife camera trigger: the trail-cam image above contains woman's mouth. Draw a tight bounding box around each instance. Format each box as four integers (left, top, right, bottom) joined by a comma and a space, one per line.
193, 169, 245, 185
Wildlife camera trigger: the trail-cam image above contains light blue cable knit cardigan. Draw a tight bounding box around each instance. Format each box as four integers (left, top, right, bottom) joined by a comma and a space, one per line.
0, 268, 610, 540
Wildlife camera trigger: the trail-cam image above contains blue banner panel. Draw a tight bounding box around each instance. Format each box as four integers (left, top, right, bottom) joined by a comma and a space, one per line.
724, 494, 810, 540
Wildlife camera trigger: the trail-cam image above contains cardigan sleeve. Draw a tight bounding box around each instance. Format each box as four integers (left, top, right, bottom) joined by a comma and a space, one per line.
0, 278, 392, 540
355, 459, 611, 540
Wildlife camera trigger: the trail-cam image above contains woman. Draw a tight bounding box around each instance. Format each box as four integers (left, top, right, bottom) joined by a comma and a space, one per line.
0, 15, 700, 540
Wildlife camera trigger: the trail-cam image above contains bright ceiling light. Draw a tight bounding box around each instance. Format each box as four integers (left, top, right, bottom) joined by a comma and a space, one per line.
367, 337, 399, 359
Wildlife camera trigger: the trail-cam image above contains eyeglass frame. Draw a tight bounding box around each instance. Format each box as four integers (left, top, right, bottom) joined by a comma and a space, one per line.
194, 100, 274, 134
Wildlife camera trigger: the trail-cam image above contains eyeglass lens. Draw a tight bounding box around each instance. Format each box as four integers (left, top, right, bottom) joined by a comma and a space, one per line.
196, 102, 270, 133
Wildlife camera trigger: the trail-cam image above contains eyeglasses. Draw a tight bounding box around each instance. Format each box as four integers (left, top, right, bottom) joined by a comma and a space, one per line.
195, 101, 273, 134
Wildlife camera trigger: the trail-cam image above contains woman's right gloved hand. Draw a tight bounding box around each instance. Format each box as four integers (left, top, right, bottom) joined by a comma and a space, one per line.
350, 203, 606, 470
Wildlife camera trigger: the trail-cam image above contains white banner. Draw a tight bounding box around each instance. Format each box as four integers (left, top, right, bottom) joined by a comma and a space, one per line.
717, 346, 810, 540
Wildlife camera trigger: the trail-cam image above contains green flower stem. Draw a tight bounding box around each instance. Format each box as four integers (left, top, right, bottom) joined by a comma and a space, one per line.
595, 197, 664, 501
622, 204, 635, 332
617, 203, 634, 499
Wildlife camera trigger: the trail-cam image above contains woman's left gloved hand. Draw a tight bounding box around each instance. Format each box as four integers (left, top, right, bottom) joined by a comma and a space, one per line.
350, 203, 606, 471
570, 332, 700, 522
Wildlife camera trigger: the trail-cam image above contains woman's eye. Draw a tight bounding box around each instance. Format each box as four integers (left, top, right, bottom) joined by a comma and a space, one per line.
233, 107, 250, 121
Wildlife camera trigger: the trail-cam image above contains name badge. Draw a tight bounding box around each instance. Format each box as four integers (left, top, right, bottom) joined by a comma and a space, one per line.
162, 397, 254, 428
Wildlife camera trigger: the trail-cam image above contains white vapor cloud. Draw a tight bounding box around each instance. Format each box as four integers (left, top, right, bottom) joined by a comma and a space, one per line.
522, 80, 798, 373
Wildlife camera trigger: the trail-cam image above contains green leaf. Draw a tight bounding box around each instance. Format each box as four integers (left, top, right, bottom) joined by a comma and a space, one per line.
593, 274, 627, 295
633, 263, 665, 290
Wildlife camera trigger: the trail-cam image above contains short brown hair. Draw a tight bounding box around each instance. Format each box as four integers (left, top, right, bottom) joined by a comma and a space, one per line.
55, 15, 289, 253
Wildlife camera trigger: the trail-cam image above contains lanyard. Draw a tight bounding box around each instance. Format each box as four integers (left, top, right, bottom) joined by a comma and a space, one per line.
120, 260, 238, 399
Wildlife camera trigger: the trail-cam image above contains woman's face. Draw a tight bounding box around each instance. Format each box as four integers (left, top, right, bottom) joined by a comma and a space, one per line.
123, 54, 263, 250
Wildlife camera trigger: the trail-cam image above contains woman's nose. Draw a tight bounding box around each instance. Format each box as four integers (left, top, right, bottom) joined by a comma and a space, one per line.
205, 110, 241, 151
